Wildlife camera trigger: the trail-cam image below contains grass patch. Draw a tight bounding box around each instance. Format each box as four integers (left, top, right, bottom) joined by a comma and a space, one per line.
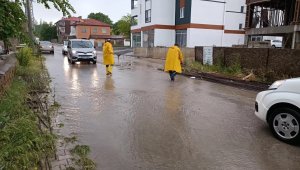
0, 48, 56, 169
185, 61, 244, 78
71, 145, 96, 170
64, 136, 78, 144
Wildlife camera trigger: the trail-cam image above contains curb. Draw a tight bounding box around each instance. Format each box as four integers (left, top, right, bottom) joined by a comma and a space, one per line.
183, 72, 270, 91
158, 68, 270, 91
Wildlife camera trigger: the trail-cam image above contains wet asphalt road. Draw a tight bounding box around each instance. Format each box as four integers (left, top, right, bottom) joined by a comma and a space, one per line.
45, 46, 300, 170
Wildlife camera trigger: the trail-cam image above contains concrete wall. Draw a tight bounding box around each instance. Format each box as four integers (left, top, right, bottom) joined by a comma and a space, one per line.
195, 47, 300, 79
134, 47, 195, 61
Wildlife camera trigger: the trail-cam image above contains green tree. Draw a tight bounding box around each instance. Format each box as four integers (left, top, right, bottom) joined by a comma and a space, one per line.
88, 12, 113, 25
113, 14, 132, 38
34, 22, 57, 41
0, 0, 26, 45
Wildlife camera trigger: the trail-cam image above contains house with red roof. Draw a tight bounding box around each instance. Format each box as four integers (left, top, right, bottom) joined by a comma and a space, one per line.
56, 17, 114, 46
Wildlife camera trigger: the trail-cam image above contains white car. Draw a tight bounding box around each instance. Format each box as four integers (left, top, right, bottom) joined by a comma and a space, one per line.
62, 40, 68, 55
255, 78, 300, 144
270, 40, 282, 48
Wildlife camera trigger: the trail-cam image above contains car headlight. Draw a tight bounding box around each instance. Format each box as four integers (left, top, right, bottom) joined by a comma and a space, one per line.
269, 80, 285, 90
72, 50, 77, 54
93, 51, 97, 55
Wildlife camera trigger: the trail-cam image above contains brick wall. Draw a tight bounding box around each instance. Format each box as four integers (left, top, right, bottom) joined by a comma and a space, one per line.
0, 54, 17, 97
195, 47, 300, 79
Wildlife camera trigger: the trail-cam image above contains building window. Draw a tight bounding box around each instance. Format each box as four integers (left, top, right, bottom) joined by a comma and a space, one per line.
145, 9, 151, 23
131, 0, 138, 9
132, 32, 141, 47
180, 7, 185, 18
239, 24, 243, 30
93, 28, 97, 33
102, 28, 107, 34
82, 28, 87, 33
145, 0, 151, 23
176, 30, 187, 47
143, 30, 154, 47
241, 6, 244, 13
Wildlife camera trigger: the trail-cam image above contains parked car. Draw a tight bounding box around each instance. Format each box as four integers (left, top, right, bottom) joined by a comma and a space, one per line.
265, 40, 282, 48
255, 78, 300, 144
62, 41, 68, 55
39, 41, 54, 54
67, 39, 97, 64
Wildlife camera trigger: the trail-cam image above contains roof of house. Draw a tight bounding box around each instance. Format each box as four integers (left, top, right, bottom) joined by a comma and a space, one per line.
72, 19, 110, 27
62, 17, 81, 22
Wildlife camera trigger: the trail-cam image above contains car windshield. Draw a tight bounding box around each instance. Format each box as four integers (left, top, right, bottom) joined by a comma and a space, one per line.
40, 41, 51, 45
64, 41, 68, 45
72, 41, 93, 48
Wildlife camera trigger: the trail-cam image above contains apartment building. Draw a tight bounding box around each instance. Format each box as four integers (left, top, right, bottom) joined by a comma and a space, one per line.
131, 0, 246, 48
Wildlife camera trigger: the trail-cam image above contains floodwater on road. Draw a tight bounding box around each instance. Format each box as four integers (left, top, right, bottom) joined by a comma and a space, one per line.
45, 46, 300, 170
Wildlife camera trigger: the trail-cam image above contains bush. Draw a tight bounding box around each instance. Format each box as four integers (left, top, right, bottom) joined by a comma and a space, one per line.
16, 47, 33, 66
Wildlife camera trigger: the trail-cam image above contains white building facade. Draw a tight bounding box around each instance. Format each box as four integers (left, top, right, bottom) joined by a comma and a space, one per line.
131, 0, 246, 48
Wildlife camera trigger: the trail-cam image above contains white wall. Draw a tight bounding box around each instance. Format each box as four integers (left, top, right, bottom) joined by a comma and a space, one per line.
224, 0, 246, 30
154, 29, 175, 47
222, 34, 245, 47
191, 0, 225, 25
187, 28, 223, 47
151, 0, 175, 26
131, 0, 176, 30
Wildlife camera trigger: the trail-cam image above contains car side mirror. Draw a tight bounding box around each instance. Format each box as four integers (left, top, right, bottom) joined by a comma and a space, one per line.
67, 45, 70, 48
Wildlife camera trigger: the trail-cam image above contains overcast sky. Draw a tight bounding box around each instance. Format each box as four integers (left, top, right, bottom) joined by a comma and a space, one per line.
33, 0, 130, 24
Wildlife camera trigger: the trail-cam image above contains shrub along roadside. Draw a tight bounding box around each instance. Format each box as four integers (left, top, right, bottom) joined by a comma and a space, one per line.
0, 48, 55, 169
184, 60, 244, 78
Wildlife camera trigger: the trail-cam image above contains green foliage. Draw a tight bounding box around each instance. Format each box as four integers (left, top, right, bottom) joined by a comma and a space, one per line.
36, 0, 75, 16
71, 145, 90, 157
88, 12, 113, 25
71, 145, 96, 170
0, 0, 26, 44
113, 14, 131, 38
16, 47, 33, 66
0, 50, 56, 169
34, 22, 57, 41
185, 61, 243, 77
64, 136, 77, 144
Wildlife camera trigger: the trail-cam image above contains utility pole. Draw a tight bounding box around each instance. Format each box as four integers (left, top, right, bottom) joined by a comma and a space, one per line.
25, 0, 35, 42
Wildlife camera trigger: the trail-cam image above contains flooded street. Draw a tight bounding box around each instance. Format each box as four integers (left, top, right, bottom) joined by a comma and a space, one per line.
45, 46, 300, 170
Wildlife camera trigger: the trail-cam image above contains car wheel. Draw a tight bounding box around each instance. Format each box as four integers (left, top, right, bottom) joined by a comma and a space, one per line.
272, 45, 276, 48
93, 61, 97, 64
269, 107, 300, 145
71, 61, 75, 65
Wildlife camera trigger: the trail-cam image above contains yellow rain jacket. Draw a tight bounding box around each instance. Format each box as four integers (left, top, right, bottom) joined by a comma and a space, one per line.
103, 42, 114, 65
164, 46, 184, 73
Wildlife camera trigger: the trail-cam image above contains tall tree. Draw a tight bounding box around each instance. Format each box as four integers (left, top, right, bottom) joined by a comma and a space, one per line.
113, 14, 132, 38
88, 12, 113, 25
34, 22, 57, 41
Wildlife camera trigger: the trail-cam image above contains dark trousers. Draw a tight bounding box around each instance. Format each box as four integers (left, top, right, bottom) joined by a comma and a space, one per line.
169, 71, 176, 81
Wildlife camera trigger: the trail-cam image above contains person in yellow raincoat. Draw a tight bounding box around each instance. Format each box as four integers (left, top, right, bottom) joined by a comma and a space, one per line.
164, 44, 184, 81
103, 39, 114, 75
